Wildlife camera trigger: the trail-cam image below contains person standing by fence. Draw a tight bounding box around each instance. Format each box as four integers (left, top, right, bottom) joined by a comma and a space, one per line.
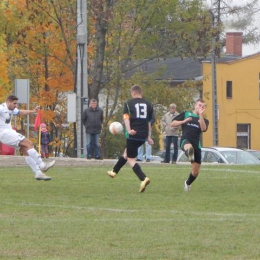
82, 99, 103, 159
161, 103, 180, 164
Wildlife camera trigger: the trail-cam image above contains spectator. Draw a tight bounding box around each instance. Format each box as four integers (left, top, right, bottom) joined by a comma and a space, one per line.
137, 111, 155, 162
82, 99, 103, 159
161, 103, 180, 164
40, 123, 51, 158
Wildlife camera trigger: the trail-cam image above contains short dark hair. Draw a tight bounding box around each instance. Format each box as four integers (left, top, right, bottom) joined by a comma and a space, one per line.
6, 95, 19, 102
90, 99, 97, 103
131, 85, 142, 94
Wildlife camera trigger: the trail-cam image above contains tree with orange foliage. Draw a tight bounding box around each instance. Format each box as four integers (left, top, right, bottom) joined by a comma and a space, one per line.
0, 0, 77, 156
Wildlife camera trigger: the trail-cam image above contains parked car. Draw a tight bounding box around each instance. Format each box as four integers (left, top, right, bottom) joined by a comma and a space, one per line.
177, 147, 260, 164
137, 152, 163, 162
246, 149, 260, 161
155, 149, 182, 161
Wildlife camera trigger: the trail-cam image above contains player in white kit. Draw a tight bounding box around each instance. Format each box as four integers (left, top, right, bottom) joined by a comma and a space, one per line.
0, 95, 55, 180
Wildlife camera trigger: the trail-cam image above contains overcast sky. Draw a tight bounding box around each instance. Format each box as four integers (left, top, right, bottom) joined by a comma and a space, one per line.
240, 0, 260, 56
205, 0, 260, 56
243, 43, 260, 56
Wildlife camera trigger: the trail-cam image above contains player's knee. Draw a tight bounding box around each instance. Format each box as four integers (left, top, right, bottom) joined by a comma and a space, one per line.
192, 171, 199, 176
20, 138, 34, 149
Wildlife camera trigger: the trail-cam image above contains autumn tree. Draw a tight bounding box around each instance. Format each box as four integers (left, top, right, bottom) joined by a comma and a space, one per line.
1, 0, 240, 157
0, 0, 77, 156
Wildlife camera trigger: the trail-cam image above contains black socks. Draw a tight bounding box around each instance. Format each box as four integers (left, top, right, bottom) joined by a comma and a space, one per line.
113, 156, 127, 173
186, 173, 197, 185
132, 163, 146, 181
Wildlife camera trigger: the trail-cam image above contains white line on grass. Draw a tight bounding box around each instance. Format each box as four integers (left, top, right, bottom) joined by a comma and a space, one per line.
92, 217, 257, 222
3, 202, 260, 219
202, 168, 260, 174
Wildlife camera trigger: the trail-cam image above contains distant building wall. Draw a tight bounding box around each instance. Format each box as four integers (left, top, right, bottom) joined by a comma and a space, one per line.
202, 54, 260, 149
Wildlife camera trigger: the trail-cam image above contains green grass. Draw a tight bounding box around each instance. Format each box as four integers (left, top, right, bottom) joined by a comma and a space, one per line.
1, 164, 260, 259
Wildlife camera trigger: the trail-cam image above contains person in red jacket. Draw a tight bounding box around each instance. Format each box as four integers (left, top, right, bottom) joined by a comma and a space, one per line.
40, 123, 51, 158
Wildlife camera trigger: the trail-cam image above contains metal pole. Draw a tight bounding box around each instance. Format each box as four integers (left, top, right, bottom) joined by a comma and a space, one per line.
211, 41, 218, 146
27, 81, 30, 139
76, 0, 87, 158
211, 10, 219, 146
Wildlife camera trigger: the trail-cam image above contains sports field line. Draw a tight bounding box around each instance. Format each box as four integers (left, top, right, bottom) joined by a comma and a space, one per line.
2, 202, 260, 219
202, 167, 260, 174
70, 167, 260, 175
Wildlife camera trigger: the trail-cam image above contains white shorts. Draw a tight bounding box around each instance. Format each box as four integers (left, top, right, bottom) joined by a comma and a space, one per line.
0, 129, 25, 148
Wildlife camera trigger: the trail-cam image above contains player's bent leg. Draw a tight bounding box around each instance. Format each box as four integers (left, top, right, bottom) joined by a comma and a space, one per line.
187, 147, 194, 163
132, 163, 150, 193
183, 143, 194, 163
26, 147, 55, 172
25, 156, 52, 181
184, 163, 200, 191
107, 156, 127, 177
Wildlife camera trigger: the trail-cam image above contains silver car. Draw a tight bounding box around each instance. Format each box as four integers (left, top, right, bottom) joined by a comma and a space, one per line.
177, 147, 260, 164
246, 149, 260, 161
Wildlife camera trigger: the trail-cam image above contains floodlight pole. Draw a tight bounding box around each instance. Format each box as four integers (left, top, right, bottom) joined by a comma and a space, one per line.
211, 34, 218, 146
210, 4, 220, 147
76, 0, 88, 158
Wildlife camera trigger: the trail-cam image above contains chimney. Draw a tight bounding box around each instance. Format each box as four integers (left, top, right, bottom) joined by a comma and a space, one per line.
226, 32, 243, 56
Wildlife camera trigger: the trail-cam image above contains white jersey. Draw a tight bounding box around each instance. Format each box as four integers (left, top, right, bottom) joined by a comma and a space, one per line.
0, 102, 24, 148
0, 102, 20, 131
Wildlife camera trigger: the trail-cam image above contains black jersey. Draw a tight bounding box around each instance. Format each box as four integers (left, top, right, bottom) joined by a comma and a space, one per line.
173, 110, 209, 148
124, 98, 153, 140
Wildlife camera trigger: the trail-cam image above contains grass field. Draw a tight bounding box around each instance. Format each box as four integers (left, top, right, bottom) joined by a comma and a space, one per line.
1, 163, 260, 260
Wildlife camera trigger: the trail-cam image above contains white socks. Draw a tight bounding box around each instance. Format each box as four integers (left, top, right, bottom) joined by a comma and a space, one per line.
25, 156, 41, 175
27, 148, 45, 169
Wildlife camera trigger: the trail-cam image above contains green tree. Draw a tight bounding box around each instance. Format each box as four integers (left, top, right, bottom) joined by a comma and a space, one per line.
87, 0, 213, 157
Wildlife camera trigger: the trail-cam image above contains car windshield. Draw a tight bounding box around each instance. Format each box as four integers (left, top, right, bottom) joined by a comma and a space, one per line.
248, 151, 260, 160
219, 150, 260, 164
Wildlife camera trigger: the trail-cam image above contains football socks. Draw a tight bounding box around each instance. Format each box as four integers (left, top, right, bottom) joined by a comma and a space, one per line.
113, 156, 127, 173
132, 163, 146, 181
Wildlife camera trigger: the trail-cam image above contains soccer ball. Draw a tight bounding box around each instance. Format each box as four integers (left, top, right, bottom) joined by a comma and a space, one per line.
109, 121, 123, 135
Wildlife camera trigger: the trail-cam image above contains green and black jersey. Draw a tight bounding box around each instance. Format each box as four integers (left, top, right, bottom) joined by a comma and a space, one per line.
173, 110, 209, 149
123, 98, 153, 141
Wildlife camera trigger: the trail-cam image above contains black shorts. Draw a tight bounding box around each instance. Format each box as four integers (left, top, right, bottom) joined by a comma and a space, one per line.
180, 139, 202, 164
126, 139, 145, 159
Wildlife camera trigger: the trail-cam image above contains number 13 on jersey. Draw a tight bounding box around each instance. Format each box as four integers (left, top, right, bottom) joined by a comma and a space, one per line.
135, 103, 147, 118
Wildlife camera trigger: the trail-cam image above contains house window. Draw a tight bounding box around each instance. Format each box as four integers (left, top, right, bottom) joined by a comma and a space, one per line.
236, 124, 250, 149
226, 81, 232, 98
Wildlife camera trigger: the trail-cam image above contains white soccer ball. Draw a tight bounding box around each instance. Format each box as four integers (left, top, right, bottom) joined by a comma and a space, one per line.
109, 121, 123, 135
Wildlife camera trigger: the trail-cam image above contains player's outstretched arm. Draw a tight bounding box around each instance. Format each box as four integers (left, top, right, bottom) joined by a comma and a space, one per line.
19, 106, 40, 116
